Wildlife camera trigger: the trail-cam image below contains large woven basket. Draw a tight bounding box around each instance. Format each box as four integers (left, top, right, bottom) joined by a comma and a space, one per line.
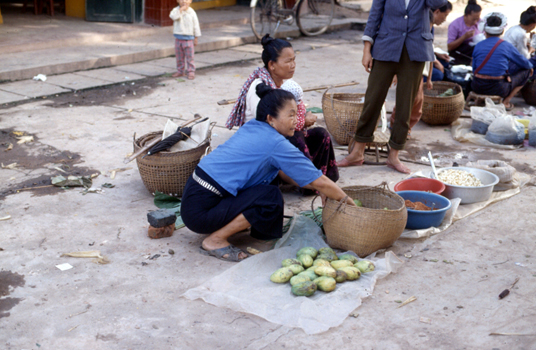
134, 131, 211, 196
422, 81, 465, 125
521, 80, 536, 106
322, 185, 407, 258
322, 91, 365, 145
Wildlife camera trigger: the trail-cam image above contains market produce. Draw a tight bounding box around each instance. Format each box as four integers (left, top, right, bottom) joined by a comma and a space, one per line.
438, 169, 483, 187
317, 250, 339, 261
288, 264, 305, 275
330, 260, 354, 269
313, 259, 331, 267
313, 276, 337, 292
318, 247, 336, 255
338, 267, 361, 281
297, 254, 313, 268
282, 258, 302, 267
298, 270, 318, 281
270, 268, 294, 283
338, 254, 359, 264
314, 266, 337, 278
296, 247, 318, 259
353, 199, 363, 207
291, 281, 317, 296
335, 270, 348, 283
290, 274, 311, 286
355, 260, 375, 273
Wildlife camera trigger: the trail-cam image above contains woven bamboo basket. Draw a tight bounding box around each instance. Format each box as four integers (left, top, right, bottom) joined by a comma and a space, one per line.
322, 185, 407, 258
134, 131, 211, 196
322, 91, 365, 145
521, 80, 536, 106
422, 81, 465, 125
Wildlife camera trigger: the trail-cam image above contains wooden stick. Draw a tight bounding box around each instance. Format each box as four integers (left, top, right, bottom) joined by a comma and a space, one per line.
124, 114, 203, 164
216, 81, 360, 105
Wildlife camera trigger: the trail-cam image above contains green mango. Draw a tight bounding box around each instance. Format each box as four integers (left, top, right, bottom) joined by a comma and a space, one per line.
296, 247, 318, 259
297, 254, 313, 268
313, 259, 331, 267
298, 270, 318, 281
313, 276, 337, 292
270, 268, 293, 283
317, 253, 338, 262
282, 258, 302, 267
335, 270, 348, 283
318, 247, 336, 255
355, 260, 375, 273
331, 260, 353, 269
353, 199, 363, 207
290, 274, 310, 286
291, 281, 317, 297
288, 264, 304, 275
338, 254, 358, 264
338, 267, 361, 281
314, 266, 337, 278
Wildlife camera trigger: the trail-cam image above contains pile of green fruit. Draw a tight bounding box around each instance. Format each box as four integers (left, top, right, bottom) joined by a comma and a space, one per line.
270, 247, 376, 297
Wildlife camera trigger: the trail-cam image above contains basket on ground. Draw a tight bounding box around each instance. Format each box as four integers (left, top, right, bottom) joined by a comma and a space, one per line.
422, 81, 465, 125
521, 80, 536, 106
134, 131, 210, 196
322, 91, 365, 145
322, 185, 407, 257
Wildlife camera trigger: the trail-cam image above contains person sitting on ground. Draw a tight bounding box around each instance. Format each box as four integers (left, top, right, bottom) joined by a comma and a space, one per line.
504, 6, 536, 77
226, 34, 338, 186
447, 0, 482, 66
182, 84, 356, 262
337, 0, 447, 174
169, 0, 201, 80
429, 2, 453, 82
471, 12, 533, 111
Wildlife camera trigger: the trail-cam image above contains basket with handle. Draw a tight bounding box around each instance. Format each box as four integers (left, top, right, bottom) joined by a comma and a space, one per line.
322, 90, 365, 145
133, 127, 212, 197
322, 184, 407, 257
421, 81, 465, 125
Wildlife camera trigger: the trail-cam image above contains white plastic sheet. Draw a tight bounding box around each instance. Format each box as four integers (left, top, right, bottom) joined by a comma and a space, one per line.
182, 215, 403, 334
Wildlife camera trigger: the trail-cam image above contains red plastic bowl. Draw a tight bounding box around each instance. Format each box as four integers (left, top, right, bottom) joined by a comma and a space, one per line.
394, 178, 446, 195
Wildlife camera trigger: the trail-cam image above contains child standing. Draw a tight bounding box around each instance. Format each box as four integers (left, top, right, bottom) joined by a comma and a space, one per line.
169, 0, 201, 80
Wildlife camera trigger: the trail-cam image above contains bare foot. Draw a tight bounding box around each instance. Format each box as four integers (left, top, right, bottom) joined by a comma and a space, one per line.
337, 157, 365, 167
172, 72, 184, 78
202, 237, 247, 260
386, 158, 411, 174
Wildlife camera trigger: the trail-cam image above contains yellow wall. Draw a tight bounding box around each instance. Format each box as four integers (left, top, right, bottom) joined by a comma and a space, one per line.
66, 0, 86, 18
191, 0, 236, 11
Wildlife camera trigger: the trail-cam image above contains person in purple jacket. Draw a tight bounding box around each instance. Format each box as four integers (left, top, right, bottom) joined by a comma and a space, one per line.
471, 12, 533, 111
338, 0, 447, 174
447, 0, 482, 66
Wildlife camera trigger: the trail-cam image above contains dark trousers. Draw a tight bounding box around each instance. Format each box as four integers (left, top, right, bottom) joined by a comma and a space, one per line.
181, 168, 284, 240
354, 45, 425, 150
471, 69, 531, 98
449, 41, 474, 66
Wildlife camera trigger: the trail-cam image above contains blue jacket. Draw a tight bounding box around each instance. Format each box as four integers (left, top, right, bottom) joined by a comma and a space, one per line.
364, 0, 447, 62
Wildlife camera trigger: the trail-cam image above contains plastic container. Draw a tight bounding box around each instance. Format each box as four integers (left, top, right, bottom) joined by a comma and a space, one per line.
393, 178, 446, 195
470, 119, 490, 135
434, 167, 499, 204
396, 191, 451, 230
530, 129, 536, 147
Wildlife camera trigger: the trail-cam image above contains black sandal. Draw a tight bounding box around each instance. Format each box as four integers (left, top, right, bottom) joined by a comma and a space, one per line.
199, 244, 248, 262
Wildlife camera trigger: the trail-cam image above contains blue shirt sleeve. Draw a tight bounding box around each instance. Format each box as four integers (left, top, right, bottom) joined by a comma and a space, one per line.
270, 140, 323, 187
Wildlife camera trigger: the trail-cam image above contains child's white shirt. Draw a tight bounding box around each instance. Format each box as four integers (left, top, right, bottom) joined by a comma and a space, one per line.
169, 7, 201, 37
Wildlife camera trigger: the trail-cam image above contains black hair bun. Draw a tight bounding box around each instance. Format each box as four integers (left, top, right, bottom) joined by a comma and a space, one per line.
528, 6, 536, 14
467, 0, 477, 4
261, 34, 275, 48
256, 82, 273, 99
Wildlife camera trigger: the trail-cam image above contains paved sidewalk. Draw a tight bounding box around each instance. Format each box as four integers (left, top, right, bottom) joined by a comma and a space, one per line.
0, 4, 366, 105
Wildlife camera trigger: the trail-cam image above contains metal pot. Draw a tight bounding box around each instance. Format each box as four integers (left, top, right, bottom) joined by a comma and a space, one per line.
434, 167, 499, 204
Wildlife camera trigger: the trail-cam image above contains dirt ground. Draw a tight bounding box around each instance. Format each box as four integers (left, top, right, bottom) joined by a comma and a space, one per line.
1, 23, 536, 349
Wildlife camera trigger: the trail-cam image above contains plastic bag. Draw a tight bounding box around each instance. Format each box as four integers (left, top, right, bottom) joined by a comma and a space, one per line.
464, 160, 517, 191
485, 115, 525, 145
530, 117, 536, 147
182, 215, 403, 335
470, 98, 506, 124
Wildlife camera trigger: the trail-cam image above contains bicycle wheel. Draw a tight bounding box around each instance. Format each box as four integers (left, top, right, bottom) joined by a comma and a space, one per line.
251, 0, 282, 40
296, 0, 334, 36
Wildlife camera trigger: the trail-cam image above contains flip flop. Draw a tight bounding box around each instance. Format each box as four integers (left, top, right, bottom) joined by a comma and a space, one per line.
386, 159, 411, 174
336, 158, 365, 167
199, 244, 248, 262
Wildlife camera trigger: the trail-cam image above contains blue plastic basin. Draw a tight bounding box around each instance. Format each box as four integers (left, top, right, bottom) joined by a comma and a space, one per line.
396, 191, 452, 230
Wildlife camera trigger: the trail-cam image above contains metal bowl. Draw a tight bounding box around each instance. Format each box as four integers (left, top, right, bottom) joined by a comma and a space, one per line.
434, 167, 499, 204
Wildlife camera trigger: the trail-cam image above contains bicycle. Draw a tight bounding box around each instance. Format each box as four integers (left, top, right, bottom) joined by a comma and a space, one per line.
250, 0, 335, 40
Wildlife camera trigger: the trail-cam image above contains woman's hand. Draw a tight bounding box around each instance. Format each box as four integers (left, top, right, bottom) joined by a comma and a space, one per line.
194, 38, 198, 46
362, 42, 373, 73
310, 175, 358, 207
434, 60, 444, 73
436, 53, 450, 62
304, 112, 317, 128
426, 79, 433, 90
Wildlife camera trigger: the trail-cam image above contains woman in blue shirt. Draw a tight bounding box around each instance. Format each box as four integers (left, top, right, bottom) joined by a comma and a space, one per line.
181, 84, 356, 261
471, 12, 533, 110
